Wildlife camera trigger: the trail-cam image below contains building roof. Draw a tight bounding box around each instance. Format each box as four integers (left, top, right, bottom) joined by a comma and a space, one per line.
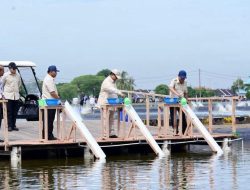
215, 89, 236, 97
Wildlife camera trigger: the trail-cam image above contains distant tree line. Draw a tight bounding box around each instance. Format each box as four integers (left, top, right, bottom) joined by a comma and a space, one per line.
47, 71, 250, 101
154, 84, 215, 97
154, 78, 250, 99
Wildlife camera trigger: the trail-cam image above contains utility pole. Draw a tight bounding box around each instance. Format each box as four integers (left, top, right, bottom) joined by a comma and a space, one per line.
199, 69, 201, 97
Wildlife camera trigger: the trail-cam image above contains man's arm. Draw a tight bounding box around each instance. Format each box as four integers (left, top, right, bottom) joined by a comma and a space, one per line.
1, 74, 6, 87
169, 86, 181, 97
102, 82, 124, 97
169, 79, 181, 97
18, 75, 21, 88
50, 91, 60, 99
184, 92, 188, 99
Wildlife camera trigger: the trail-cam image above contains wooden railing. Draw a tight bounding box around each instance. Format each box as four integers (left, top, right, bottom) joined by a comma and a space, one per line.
121, 90, 240, 133
1, 102, 77, 151
0, 100, 8, 150
189, 97, 239, 133
121, 90, 166, 128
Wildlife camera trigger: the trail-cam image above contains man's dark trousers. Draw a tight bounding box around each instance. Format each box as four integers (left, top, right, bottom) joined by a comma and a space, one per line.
170, 107, 187, 134
7, 99, 19, 129
42, 109, 56, 138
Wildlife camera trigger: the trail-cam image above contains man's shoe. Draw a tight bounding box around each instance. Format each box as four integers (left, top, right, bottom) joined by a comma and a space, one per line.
48, 134, 57, 140
8, 127, 12, 132
13, 127, 19, 131
109, 135, 118, 138
49, 136, 57, 140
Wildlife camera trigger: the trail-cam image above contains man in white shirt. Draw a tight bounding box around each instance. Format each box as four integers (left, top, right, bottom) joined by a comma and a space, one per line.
89, 95, 96, 112
169, 70, 188, 135
0, 65, 5, 132
97, 69, 124, 138
42, 65, 60, 140
2, 62, 21, 132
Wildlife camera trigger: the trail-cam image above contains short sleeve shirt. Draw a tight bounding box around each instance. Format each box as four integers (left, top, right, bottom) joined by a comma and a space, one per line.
169, 77, 188, 98
42, 74, 58, 99
2, 71, 21, 100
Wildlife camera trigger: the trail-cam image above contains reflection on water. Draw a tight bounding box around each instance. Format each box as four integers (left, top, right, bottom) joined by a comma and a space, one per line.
0, 140, 249, 189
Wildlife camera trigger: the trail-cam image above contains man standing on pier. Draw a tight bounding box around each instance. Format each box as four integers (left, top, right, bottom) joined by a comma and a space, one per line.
169, 70, 188, 135
97, 69, 124, 138
2, 62, 21, 132
42, 65, 60, 140
0, 65, 5, 132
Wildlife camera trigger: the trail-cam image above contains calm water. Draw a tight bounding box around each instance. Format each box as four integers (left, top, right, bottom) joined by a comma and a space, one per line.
0, 131, 249, 189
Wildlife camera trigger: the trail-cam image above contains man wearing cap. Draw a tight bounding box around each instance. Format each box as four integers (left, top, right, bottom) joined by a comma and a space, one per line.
169, 70, 188, 135
42, 65, 60, 140
97, 69, 124, 138
2, 62, 21, 132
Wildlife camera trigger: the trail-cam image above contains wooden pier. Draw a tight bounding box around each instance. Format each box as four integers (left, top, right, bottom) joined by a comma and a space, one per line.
0, 110, 236, 161
0, 94, 240, 161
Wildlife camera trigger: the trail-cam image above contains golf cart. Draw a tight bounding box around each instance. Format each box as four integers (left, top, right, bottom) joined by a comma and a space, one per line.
0, 61, 41, 121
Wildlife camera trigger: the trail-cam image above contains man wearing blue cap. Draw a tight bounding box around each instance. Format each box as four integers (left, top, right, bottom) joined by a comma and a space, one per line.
169, 70, 188, 135
42, 65, 60, 140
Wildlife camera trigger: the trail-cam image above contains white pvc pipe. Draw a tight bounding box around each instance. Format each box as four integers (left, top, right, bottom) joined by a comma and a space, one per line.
64, 101, 106, 160
124, 104, 165, 157
182, 104, 223, 154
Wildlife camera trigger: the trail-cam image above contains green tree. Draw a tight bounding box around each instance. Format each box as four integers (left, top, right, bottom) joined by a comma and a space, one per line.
246, 91, 250, 99
188, 87, 215, 97
97, 69, 111, 77
188, 86, 196, 97
116, 71, 135, 90
71, 75, 104, 97
154, 84, 169, 95
57, 83, 78, 101
199, 87, 215, 97
231, 78, 244, 93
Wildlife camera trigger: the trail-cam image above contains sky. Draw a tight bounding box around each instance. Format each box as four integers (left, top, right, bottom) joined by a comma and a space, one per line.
1, 0, 250, 90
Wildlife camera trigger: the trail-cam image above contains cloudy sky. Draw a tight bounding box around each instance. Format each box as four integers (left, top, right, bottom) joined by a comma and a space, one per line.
1, 0, 250, 89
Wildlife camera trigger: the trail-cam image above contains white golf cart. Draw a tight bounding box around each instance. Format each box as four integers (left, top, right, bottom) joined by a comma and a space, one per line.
0, 61, 41, 121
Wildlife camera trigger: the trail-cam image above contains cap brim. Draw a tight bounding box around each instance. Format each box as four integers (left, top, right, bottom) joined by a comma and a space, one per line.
115, 75, 121, 79
48, 69, 59, 72
9, 67, 17, 69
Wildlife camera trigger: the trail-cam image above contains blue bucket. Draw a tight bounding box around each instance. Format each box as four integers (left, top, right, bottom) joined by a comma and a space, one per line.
107, 98, 123, 105
46, 99, 61, 106
163, 97, 179, 104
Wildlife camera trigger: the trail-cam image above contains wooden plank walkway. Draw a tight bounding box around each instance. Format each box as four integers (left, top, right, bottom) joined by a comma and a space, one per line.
0, 119, 235, 148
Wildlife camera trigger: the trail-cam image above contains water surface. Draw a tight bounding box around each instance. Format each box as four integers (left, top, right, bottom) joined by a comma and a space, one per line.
0, 137, 248, 189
